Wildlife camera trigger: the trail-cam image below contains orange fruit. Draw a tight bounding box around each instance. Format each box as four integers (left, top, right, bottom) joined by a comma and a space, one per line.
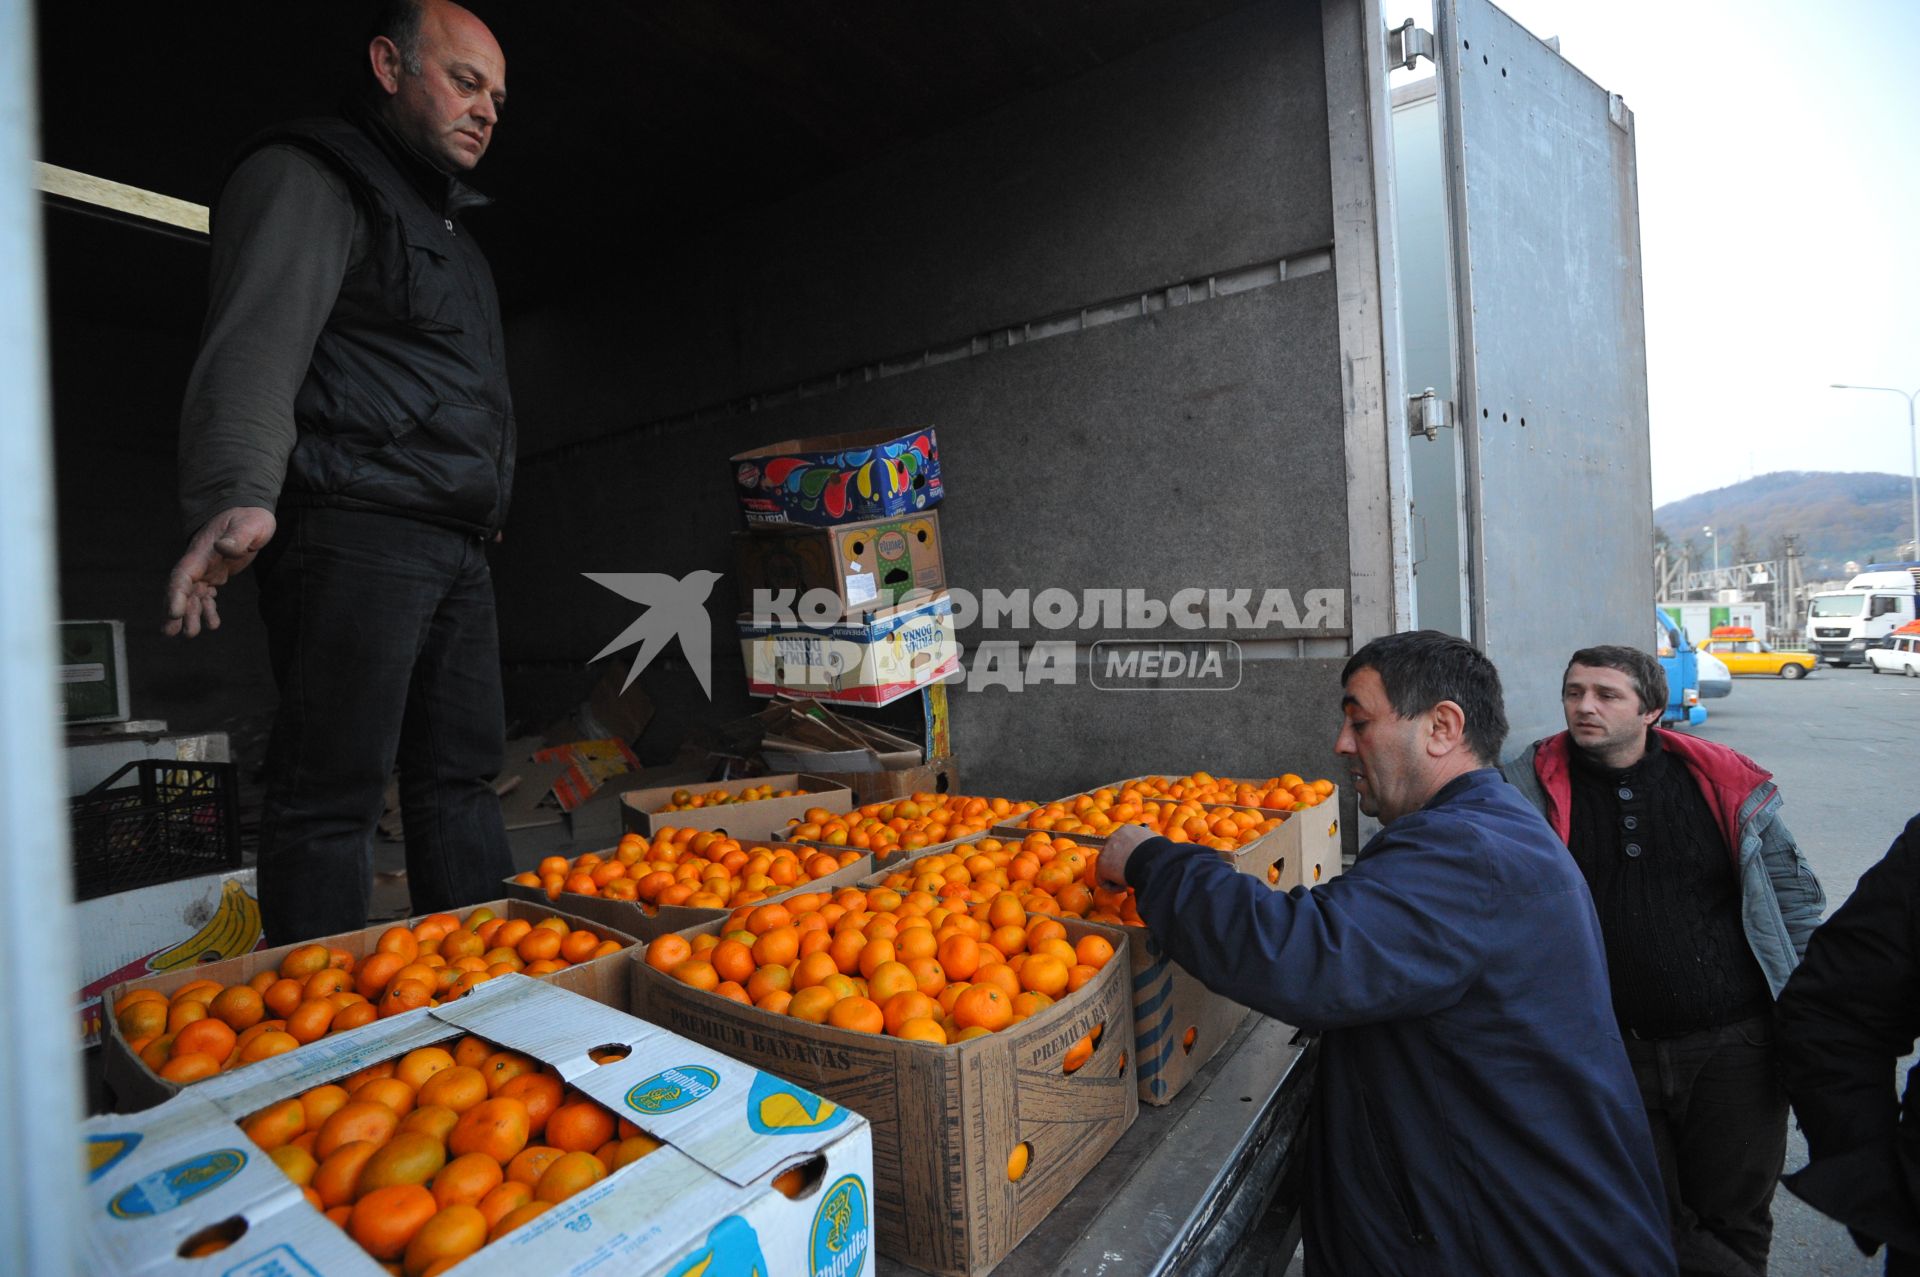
545, 1100, 615, 1154
1020, 954, 1070, 998
356, 1131, 447, 1193
826, 996, 885, 1035
1062, 1034, 1094, 1073
792, 951, 839, 991
313, 1140, 380, 1209
166, 1000, 209, 1034
279, 944, 332, 981
173, 1017, 238, 1062
937, 935, 981, 982
448, 1097, 531, 1163
952, 985, 1013, 1033
787, 986, 838, 1024
160, 1052, 222, 1083
285, 998, 337, 1045
355, 952, 407, 1001
897, 1018, 948, 1044
404, 1203, 488, 1275
356, 1076, 418, 1117
481, 1051, 538, 1094
489, 1199, 553, 1242
299, 1084, 351, 1132
1075, 935, 1116, 969
241, 1098, 306, 1151
268, 1143, 318, 1187
333, 1002, 379, 1033
303, 968, 354, 1001
709, 940, 755, 985
400, 1105, 460, 1146
534, 1149, 606, 1203
316, 1100, 400, 1159
348, 1183, 438, 1261
504, 1145, 565, 1187
207, 985, 266, 1032
496, 1072, 564, 1138
417, 1066, 488, 1114
612, 1133, 662, 1169
395, 1047, 457, 1092
476, 1180, 534, 1231
431, 1152, 504, 1210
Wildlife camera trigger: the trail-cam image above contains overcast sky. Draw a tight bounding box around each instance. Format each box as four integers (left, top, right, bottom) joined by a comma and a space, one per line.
1404, 0, 1920, 508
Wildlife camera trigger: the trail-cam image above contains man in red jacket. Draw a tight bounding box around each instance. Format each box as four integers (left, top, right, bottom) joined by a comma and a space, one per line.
1504, 644, 1825, 1276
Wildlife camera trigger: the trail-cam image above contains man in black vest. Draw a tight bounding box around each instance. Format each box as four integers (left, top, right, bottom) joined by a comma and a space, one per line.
165, 0, 514, 942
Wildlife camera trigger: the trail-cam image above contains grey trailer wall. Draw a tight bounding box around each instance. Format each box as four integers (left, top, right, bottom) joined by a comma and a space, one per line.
499, 2, 1362, 798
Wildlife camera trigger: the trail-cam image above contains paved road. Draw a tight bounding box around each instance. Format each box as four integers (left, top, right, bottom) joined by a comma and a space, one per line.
1690, 663, 1920, 1276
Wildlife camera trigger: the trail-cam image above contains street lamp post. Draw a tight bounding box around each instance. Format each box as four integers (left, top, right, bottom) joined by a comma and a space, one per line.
1830, 383, 1920, 561
1703, 525, 1718, 593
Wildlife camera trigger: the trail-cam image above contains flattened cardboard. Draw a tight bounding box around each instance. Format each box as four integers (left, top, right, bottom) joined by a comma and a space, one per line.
76, 869, 262, 1047
620, 773, 852, 841
100, 898, 638, 1113
502, 845, 875, 941
636, 917, 1137, 1276
82, 977, 876, 1277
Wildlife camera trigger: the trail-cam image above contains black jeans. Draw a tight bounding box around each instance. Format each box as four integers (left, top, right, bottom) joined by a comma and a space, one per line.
1626, 1012, 1789, 1277
255, 509, 512, 943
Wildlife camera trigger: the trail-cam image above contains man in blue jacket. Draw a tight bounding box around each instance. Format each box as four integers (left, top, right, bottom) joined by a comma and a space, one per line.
1098, 631, 1674, 1275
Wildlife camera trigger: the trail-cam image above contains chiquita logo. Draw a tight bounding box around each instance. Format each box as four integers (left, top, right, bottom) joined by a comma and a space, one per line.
663, 1214, 768, 1277
748, 1072, 848, 1136
809, 1176, 871, 1277
626, 1065, 721, 1115
107, 1149, 246, 1219
86, 1133, 141, 1184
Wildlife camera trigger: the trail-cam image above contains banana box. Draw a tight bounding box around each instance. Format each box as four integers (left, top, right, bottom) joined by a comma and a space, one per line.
78, 870, 263, 1047
80, 975, 876, 1277
100, 898, 638, 1111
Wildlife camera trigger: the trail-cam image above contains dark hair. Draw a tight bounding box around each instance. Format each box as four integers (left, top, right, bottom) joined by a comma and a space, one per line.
1342, 630, 1509, 764
368, 0, 426, 76
1566, 645, 1667, 715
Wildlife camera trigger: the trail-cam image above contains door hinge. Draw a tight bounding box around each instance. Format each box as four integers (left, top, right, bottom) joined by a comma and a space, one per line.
1409, 388, 1452, 440
1388, 19, 1436, 72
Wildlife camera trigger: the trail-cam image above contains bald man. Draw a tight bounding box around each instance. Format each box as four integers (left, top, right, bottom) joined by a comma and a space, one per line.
168, 0, 517, 941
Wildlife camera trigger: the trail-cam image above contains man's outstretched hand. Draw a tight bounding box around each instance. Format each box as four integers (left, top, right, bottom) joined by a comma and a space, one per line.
164, 506, 277, 637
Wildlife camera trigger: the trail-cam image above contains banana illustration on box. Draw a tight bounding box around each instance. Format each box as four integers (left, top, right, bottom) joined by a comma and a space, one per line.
79, 878, 264, 1041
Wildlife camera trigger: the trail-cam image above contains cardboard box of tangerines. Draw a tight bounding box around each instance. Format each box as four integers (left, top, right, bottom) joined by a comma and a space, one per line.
80, 975, 875, 1277
631, 861, 1137, 1277
499, 829, 873, 942
101, 899, 640, 1112
988, 773, 1344, 1103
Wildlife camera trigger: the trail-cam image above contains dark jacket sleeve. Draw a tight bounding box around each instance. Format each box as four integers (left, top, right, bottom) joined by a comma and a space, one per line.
1125, 826, 1488, 1032
177, 144, 357, 536
1777, 814, 1920, 1253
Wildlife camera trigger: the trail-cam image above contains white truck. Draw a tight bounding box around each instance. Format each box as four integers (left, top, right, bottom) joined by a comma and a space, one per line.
1805, 565, 1920, 666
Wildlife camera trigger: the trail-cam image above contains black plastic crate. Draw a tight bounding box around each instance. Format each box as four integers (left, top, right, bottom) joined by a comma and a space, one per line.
70, 760, 240, 901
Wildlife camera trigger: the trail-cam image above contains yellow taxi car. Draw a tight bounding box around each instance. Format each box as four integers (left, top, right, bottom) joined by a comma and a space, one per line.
1696, 627, 1817, 680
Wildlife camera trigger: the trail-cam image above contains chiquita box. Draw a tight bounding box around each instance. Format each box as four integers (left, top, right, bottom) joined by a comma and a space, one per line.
80, 975, 874, 1277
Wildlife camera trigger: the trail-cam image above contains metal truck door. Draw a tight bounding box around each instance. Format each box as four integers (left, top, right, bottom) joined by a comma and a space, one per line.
1432, 0, 1654, 744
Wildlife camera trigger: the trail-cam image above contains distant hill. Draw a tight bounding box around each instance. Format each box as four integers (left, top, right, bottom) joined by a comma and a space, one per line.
1654, 471, 1917, 580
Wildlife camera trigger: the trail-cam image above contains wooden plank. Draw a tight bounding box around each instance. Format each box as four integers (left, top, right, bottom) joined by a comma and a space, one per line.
35, 162, 208, 235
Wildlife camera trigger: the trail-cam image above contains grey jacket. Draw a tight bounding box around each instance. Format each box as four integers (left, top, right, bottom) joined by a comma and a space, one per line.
1502, 729, 1824, 996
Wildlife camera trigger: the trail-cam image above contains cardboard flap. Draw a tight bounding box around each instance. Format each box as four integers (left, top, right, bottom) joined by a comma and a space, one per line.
82, 1096, 345, 1274
573, 1040, 850, 1188
436, 973, 669, 1072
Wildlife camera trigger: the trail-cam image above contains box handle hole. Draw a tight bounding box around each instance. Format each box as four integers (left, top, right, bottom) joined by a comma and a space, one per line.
1182, 1026, 1198, 1055
178, 1217, 248, 1259
589, 1043, 631, 1065
772, 1153, 828, 1200
1008, 1141, 1033, 1182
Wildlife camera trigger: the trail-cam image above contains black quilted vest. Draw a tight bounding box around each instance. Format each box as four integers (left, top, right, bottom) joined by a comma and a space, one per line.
249, 104, 514, 535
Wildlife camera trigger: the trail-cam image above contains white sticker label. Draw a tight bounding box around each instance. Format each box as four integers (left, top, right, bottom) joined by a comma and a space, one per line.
845, 573, 878, 606
61, 663, 106, 684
